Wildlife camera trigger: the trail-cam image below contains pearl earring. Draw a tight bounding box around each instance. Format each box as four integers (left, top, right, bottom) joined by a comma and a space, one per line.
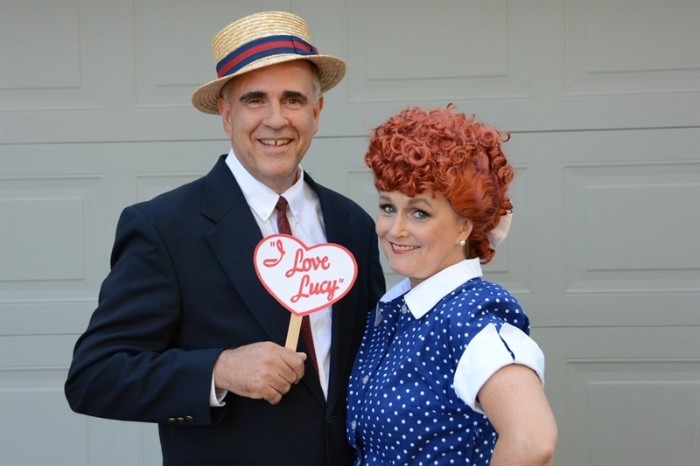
459, 239, 466, 247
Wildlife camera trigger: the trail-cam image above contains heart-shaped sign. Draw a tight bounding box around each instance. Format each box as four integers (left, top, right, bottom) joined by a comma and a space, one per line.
254, 234, 358, 316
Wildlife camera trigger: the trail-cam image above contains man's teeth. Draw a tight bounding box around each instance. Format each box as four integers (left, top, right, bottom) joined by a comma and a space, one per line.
261, 139, 290, 146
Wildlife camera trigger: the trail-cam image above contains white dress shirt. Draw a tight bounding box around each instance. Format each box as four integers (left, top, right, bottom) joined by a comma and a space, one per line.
210, 150, 332, 402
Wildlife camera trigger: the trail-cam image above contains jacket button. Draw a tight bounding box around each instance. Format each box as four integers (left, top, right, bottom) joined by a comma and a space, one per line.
167, 417, 176, 423
185, 415, 194, 422
327, 416, 336, 424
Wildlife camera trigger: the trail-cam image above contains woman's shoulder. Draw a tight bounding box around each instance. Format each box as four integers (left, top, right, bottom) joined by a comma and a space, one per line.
440, 278, 529, 331
450, 277, 520, 307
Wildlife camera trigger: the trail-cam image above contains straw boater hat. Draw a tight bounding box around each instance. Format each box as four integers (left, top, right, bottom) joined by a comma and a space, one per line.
191, 11, 346, 114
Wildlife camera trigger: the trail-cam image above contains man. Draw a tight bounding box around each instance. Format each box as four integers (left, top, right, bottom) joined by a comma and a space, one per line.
65, 11, 385, 466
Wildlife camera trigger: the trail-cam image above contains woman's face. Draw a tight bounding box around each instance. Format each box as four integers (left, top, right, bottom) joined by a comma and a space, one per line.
375, 190, 472, 287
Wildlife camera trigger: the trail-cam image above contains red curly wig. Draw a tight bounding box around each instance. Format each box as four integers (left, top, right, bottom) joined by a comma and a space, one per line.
365, 105, 514, 263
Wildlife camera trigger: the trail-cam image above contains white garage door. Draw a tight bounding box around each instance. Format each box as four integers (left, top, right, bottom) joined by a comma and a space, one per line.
1, 1, 698, 464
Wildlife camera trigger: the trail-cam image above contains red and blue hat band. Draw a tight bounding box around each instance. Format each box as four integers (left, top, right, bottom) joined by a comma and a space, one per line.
216, 35, 319, 78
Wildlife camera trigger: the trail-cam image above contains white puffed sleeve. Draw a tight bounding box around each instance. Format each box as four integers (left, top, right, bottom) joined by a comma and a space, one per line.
453, 322, 545, 414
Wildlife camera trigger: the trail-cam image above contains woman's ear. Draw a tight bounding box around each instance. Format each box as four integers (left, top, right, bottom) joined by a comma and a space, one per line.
460, 218, 473, 241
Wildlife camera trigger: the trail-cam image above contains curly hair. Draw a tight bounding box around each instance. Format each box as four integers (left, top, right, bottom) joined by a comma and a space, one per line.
365, 105, 514, 263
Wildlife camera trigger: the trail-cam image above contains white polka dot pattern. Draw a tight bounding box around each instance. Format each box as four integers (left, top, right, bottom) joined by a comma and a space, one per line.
346, 277, 533, 465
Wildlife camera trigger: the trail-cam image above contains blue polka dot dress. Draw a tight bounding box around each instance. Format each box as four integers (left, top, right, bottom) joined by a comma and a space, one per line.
346, 259, 545, 465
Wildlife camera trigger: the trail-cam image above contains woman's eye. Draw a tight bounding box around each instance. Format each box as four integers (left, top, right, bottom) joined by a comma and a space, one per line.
413, 210, 429, 220
379, 203, 395, 214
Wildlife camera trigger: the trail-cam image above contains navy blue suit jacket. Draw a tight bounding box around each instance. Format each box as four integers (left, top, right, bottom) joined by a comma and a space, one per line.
65, 155, 386, 465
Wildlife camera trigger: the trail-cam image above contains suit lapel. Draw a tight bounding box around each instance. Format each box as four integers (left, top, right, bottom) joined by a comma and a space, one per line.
202, 157, 327, 404
307, 175, 361, 413
202, 156, 289, 344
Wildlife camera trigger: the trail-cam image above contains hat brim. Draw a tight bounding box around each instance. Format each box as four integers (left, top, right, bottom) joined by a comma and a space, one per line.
191, 54, 346, 114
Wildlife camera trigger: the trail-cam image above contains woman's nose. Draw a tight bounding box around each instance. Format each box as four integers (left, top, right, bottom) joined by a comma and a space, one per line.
388, 216, 407, 236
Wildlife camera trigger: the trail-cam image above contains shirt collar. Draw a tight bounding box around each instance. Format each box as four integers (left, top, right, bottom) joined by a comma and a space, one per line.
379, 259, 483, 319
225, 149, 306, 222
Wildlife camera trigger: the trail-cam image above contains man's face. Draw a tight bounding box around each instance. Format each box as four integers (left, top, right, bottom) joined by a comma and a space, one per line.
217, 60, 324, 193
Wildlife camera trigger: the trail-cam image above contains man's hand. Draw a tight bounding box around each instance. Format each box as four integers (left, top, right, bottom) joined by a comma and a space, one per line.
213, 342, 307, 405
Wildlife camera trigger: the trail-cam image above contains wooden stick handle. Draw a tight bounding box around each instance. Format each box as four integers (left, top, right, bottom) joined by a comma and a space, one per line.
285, 314, 303, 350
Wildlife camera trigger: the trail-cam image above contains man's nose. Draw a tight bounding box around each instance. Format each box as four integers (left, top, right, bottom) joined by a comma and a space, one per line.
264, 102, 288, 128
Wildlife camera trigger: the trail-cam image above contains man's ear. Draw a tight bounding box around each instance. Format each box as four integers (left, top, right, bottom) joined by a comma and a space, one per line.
217, 97, 232, 137
308, 94, 324, 135
313, 95, 324, 119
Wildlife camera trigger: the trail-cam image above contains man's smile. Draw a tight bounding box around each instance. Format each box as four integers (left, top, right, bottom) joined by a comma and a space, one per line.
260, 138, 292, 146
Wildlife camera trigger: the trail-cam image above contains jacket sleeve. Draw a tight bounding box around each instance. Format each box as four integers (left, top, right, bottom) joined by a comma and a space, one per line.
65, 205, 223, 425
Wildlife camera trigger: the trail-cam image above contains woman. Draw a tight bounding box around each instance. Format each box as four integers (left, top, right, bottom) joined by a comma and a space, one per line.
347, 105, 558, 465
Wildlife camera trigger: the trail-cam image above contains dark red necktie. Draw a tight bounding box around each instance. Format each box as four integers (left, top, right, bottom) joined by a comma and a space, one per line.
275, 196, 318, 373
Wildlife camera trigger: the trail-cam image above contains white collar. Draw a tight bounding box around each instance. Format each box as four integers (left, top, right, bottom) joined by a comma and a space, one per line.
225, 149, 306, 222
380, 259, 483, 319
